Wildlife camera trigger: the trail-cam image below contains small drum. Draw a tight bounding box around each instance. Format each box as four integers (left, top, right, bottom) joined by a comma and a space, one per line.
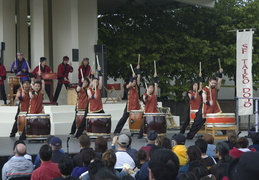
86, 113, 111, 136
190, 110, 199, 123
76, 111, 85, 129
143, 113, 167, 134
129, 110, 143, 132
206, 113, 235, 128
17, 112, 27, 135
26, 114, 51, 139
8, 76, 20, 85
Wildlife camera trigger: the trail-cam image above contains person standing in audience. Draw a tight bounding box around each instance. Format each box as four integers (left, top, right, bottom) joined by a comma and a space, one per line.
2, 143, 34, 180
31, 144, 61, 180
0, 62, 7, 104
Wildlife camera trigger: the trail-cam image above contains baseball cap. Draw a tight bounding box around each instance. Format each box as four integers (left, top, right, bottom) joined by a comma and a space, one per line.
117, 134, 130, 147
147, 130, 158, 141
50, 137, 62, 147
173, 133, 186, 145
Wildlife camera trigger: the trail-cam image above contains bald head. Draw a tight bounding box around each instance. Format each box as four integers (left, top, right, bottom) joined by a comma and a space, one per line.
14, 143, 26, 156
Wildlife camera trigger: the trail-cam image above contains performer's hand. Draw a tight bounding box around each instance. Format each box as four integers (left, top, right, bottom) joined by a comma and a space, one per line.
112, 136, 118, 145
0, 77, 2, 80
22, 69, 26, 72
17, 71, 21, 75
64, 77, 68, 81
154, 72, 157, 77
97, 65, 101, 71
136, 64, 140, 69
132, 72, 136, 77
81, 77, 84, 83
210, 100, 213, 106
219, 68, 223, 73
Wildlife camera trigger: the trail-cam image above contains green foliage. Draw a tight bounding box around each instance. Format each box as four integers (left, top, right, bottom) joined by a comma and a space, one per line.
98, 0, 259, 100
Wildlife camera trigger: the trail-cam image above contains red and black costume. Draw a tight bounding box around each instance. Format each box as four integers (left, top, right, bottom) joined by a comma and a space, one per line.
143, 93, 158, 113
53, 62, 73, 102
28, 91, 44, 114
78, 65, 91, 83
0, 64, 7, 104
32, 65, 52, 100
88, 87, 104, 113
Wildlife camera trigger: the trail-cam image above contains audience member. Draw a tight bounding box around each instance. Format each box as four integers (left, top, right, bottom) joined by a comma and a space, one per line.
53, 156, 79, 180
73, 135, 94, 167
202, 133, 216, 158
200, 174, 216, 180
249, 132, 259, 151
94, 136, 108, 159
149, 149, 179, 180
2, 143, 34, 180
136, 149, 147, 169
223, 130, 237, 150
50, 137, 68, 163
90, 168, 121, 180
139, 130, 157, 156
229, 137, 255, 158
172, 133, 187, 166
82, 159, 105, 180
8, 140, 32, 161
31, 144, 61, 180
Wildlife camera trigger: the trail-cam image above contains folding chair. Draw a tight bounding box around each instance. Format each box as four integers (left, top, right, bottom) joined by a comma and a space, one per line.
104, 83, 123, 104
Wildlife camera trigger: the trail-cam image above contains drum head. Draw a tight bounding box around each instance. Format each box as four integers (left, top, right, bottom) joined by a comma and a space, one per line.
87, 113, 111, 116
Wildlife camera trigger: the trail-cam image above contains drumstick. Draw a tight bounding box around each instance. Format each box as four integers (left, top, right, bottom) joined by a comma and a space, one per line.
19, 81, 23, 90
138, 54, 140, 65
25, 58, 31, 70
209, 86, 212, 102
38, 62, 41, 75
199, 62, 201, 73
130, 64, 135, 74
218, 58, 221, 69
145, 82, 148, 92
96, 55, 100, 67
80, 68, 84, 79
154, 60, 157, 74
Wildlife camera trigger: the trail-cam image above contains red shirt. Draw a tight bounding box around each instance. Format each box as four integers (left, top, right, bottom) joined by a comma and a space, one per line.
88, 87, 103, 113
202, 86, 221, 117
127, 86, 141, 112
28, 91, 44, 114
57, 63, 73, 84
0, 64, 6, 85
144, 93, 158, 113
31, 161, 61, 180
77, 88, 89, 110
78, 65, 91, 83
189, 90, 201, 110
18, 88, 30, 112
32, 65, 52, 84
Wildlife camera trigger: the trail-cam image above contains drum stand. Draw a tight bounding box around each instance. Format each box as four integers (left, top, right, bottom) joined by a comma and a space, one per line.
205, 124, 237, 140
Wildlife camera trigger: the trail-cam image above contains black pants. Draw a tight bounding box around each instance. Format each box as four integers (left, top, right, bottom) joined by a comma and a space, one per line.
10, 105, 20, 134
45, 84, 51, 101
53, 83, 69, 102
0, 84, 7, 104
72, 106, 89, 138
114, 105, 129, 133
187, 107, 205, 139
180, 106, 191, 134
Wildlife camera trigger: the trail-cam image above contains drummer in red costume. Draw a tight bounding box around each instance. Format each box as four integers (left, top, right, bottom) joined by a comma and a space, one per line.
70, 77, 90, 138
180, 72, 203, 134
114, 65, 141, 134
138, 72, 158, 138
0, 62, 7, 105
186, 68, 223, 139
9, 81, 30, 137
87, 65, 104, 113
32, 57, 52, 101
78, 58, 92, 83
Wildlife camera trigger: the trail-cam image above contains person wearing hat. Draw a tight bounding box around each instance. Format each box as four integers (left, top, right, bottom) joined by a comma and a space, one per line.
249, 132, 259, 151
139, 130, 158, 157
32, 57, 52, 101
50, 137, 68, 163
0, 61, 7, 104
114, 134, 135, 170
78, 58, 92, 83
172, 133, 187, 166
53, 56, 73, 102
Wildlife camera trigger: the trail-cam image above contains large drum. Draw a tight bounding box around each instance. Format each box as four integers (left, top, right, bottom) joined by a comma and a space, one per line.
129, 110, 143, 132
8, 76, 20, 85
17, 112, 27, 135
26, 114, 51, 139
76, 111, 85, 129
86, 113, 111, 136
206, 113, 235, 128
143, 113, 167, 134
190, 110, 199, 123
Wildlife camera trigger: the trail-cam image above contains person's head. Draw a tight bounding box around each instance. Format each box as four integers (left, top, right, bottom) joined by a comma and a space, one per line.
91, 78, 99, 88
131, 77, 137, 87
155, 135, 165, 146
173, 133, 186, 146
192, 82, 198, 92
251, 132, 259, 145
162, 137, 172, 150
82, 78, 90, 88
209, 77, 217, 89
102, 149, 117, 170
215, 142, 233, 163
63, 56, 69, 64
83, 149, 96, 166
147, 130, 158, 143
78, 134, 91, 148
14, 143, 26, 157
226, 130, 237, 143
126, 134, 132, 148
39, 144, 52, 161
195, 139, 208, 154
236, 137, 249, 148
149, 149, 179, 180
50, 136, 62, 150
82, 58, 89, 66
117, 134, 130, 149
202, 133, 214, 144
17, 51, 24, 60
200, 175, 216, 180
91, 168, 120, 180
45, 135, 55, 145
178, 171, 198, 180
33, 80, 42, 92
22, 80, 30, 91
13, 140, 26, 151
40, 57, 47, 66
88, 159, 105, 179
95, 136, 108, 153
147, 84, 154, 94
58, 155, 74, 176
189, 166, 209, 179
137, 149, 147, 163
187, 145, 202, 162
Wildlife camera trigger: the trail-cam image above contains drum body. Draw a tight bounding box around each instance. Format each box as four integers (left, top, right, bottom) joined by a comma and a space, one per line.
206, 113, 235, 128
76, 111, 85, 129
86, 113, 111, 136
129, 110, 143, 132
143, 113, 167, 134
26, 114, 51, 138
17, 112, 27, 135
8, 77, 19, 85
190, 110, 198, 123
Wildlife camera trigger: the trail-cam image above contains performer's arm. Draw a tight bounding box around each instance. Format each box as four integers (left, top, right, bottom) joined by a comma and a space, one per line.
188, 91, 193, 100
216, 68, 223, 90
76, 78, 84, 92
154, 72, 158, 96
143, 94, 148, 103
97, 65, 102, 89
15, 89, 21, 101
126, 72, 136, 89
78, 66, 82, 80
136, 64, 141, 86
87, 89, 93, 99
202, 91, 208, 105
40, 75, 45, 94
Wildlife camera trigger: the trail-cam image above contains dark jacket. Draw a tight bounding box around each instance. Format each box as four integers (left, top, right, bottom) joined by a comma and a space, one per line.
72, 147, 94, 167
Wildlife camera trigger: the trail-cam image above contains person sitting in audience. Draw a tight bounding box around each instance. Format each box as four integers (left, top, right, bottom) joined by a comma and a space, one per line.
8, 140, 32, 161
172, 133, 187, 166
31, 144, 61, 180
2, 143, 34, 180
82, 159, 105, 180
136, 149, 147, 169
72, 149, 96, 178
202, 133, 217, 159
73, 135, 94, 167
229, 137, 256, 158
223, 130, 237, 150
94, 136, 108, 159
149, 149, 179, 180
210, 142, 233, 180
139, 130, 157, 157
53, 156, 79, 180
195, 139, 217, 170
155, 135, 172, 150
249, 132, 259, 151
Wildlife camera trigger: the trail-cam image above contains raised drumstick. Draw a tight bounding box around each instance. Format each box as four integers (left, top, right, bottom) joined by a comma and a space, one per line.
218, 58, 221, 69
96, 55, 100, 67
80, 68, 84, 79
199, 62, 201, 73
130, 64, 135, 74
138, 54, 140, 65
145, 82, 148, 92
154, 60, 157, 74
